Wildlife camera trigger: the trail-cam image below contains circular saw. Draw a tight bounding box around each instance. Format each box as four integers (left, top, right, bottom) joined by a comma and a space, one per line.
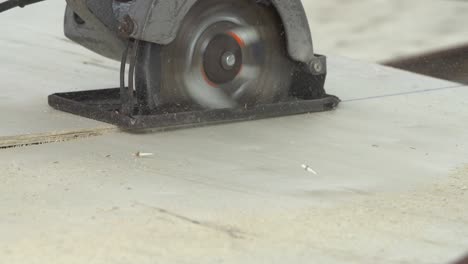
48, 0, 339, 129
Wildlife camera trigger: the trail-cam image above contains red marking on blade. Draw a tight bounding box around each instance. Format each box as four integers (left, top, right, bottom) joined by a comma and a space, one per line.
228, 31, 246, 48
201, 66, 218, 88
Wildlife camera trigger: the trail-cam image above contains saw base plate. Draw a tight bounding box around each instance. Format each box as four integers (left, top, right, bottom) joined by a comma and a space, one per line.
48, 88, 340, 130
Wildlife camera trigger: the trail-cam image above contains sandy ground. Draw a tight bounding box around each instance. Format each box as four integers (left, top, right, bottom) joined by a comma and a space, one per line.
3, 0, 468, 63
304, 0, 468, 61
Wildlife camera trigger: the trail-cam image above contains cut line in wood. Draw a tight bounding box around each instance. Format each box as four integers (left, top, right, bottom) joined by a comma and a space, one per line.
0, 127, 118, 149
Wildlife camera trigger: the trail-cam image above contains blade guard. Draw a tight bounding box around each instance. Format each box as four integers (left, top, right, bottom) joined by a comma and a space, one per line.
127, 0, 317, 64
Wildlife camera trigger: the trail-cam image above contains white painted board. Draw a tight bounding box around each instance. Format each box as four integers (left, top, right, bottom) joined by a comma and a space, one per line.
0, 1, 467, 264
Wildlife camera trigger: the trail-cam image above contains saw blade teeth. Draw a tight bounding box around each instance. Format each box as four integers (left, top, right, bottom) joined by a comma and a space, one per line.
136, 0, 294, 109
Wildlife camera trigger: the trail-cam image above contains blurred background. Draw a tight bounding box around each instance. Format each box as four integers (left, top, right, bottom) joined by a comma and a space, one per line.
2, 0, 467, 85
304, 0, 468, 83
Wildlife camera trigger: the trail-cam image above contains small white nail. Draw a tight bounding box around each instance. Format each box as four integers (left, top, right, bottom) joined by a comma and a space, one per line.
301, 164, 318, 175
135, 152, 154, 157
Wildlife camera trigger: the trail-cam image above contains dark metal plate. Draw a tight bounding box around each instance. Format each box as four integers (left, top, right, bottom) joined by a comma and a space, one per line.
48, 88, 340, 131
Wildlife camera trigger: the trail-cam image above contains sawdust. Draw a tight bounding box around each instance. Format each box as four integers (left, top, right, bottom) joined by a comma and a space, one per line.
2, 166, 467, 264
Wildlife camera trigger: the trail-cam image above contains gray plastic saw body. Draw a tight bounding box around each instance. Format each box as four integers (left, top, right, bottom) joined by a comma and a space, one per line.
64, 0, 322, 68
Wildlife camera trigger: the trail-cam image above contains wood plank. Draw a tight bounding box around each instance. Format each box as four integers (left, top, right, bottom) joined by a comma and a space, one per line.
1, 85, 467, 263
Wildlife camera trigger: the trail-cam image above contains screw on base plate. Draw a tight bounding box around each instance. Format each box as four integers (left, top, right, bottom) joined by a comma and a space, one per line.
313, 61, 323, 72
308, 57, 326, 75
